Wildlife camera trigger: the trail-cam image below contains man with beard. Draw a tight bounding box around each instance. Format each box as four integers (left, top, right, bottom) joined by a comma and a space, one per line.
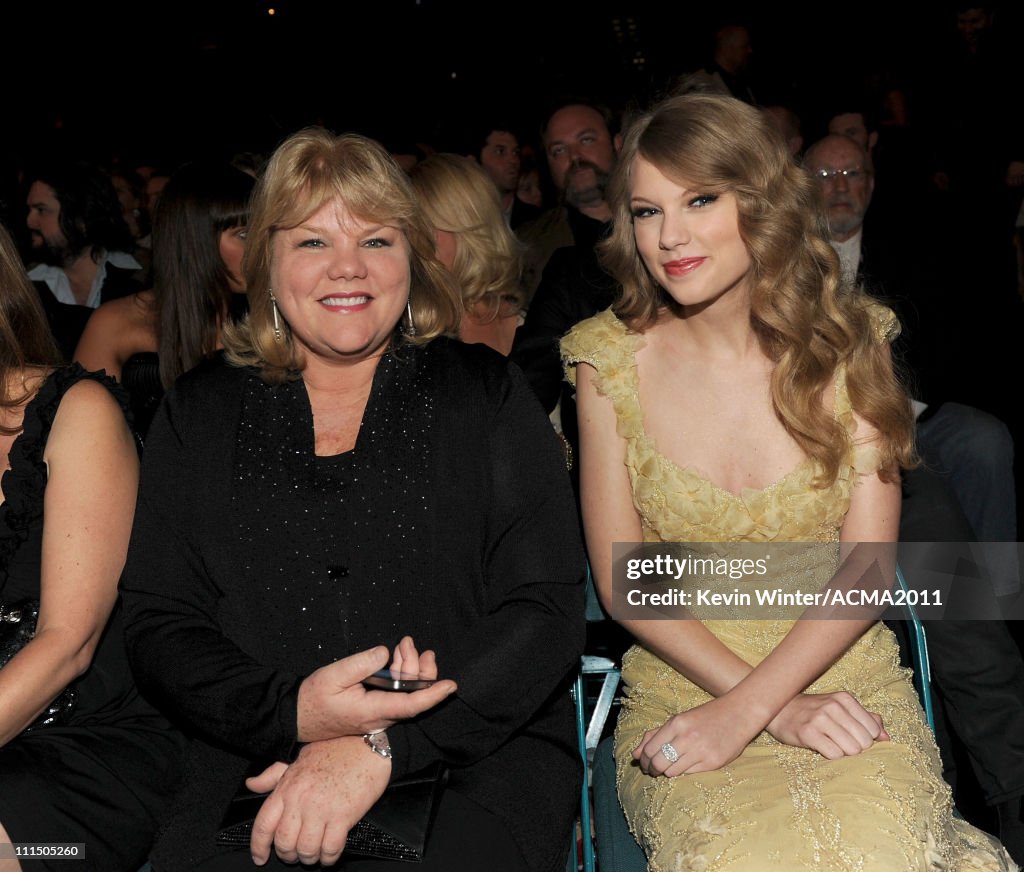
517, 100, 620, 302
805, 133, 1024, 862
25, 162, 141, 358
511, 100, 622, 496
803, 134, 876, 285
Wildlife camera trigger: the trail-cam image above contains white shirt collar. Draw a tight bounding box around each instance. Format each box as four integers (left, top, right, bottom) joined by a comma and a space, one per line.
830, 229, 863, 288
28, 250, 140, 309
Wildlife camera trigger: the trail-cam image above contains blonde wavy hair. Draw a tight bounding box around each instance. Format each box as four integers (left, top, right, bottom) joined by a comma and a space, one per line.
604, 93, 915, 483
224, 128, 463, 383
409, 154, 523, 320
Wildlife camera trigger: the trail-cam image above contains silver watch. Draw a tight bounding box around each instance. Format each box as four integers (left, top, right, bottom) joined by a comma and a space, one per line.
363, 731, 392, 759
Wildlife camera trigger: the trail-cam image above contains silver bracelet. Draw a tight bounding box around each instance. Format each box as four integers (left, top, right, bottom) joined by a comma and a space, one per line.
363, 731, 392, 759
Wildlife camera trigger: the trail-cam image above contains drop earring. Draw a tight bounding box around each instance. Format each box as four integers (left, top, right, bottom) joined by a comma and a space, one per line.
404, 298, 416, 337
269, 289, 282, 342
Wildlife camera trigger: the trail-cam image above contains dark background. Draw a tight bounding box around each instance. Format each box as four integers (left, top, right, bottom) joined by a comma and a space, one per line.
6, 1, 1022, 164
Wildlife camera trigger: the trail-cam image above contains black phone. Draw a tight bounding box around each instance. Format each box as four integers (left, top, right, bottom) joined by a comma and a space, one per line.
362, 669, 437, 692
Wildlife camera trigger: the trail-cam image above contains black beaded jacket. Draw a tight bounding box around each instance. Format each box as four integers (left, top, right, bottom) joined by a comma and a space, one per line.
121, 338, 586, 871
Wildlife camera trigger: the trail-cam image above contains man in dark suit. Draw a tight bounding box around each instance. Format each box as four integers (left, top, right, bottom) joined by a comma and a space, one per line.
515, 99, 621, 304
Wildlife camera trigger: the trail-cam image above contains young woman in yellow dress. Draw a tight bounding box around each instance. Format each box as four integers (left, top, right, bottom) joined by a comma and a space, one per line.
562, 93, 1014, 871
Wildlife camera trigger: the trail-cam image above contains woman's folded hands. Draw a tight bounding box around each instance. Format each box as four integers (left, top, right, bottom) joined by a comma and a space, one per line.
635, 689, 889, 777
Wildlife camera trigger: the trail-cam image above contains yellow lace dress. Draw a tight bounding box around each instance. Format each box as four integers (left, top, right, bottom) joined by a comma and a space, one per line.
561, 309, 1014, 872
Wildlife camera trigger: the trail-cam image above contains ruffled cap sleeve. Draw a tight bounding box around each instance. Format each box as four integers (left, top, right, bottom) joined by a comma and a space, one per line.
560, 309, 638, 388
863, 299, 900, 344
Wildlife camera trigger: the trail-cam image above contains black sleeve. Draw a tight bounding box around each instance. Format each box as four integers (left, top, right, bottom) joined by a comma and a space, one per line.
510, 249, 584, 413
385, 362, 587, 779
120, 384, 302, 762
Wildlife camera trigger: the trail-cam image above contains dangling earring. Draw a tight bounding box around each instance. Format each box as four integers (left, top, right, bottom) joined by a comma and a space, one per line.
269, 288, 283, 342
404, 298, 416, 337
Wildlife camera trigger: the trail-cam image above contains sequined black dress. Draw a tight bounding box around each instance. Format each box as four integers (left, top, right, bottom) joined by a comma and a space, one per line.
0, 366, 184, 871
121, 340, 586, 872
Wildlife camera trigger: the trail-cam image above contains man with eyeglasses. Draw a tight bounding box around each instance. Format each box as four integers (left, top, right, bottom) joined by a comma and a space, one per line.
804, 136, 874, 285
806, 131, 1024, 864
805, 131, 1018, 593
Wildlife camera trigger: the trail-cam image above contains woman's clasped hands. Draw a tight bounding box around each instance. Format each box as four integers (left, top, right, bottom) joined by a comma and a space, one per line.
635, 690, 889, 778
247, 636, 455, 866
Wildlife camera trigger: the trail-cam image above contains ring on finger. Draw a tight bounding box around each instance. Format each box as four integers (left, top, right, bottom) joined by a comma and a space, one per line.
660, 742, 680, 763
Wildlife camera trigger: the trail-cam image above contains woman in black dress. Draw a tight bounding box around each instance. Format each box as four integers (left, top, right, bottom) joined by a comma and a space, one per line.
120, 129, 586, 871
0, 223, 183, 870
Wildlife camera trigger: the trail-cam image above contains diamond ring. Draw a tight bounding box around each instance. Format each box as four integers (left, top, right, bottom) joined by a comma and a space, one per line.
660, 742, 680, 763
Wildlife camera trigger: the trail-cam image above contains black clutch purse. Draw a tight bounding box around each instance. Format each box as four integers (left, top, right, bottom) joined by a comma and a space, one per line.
0, 599, 78, 730
216, 760, 447, 863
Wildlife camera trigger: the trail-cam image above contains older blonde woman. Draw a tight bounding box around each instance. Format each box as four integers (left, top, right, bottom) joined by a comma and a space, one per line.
409, 154, 523, 355
120, 130, 584, 871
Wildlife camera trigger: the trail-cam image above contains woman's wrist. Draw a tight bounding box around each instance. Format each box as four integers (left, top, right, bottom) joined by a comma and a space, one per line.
721, 680, 787, 736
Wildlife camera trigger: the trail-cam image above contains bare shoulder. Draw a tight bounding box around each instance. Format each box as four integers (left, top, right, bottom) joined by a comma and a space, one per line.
89, 290, 157, 336
51, 377, 126, 427
45, 378, 134, 463
75, 291, 158, 373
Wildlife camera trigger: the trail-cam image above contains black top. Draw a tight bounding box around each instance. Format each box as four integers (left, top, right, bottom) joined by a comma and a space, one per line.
511, 218, 617, 496
121, 339, 586, 871
511, 242, 617, 416
509, 195, 542, 230
2, 366, 153, 723
33, 264, 141, 362
121, 351, 163, 441
0, 365, 183, 870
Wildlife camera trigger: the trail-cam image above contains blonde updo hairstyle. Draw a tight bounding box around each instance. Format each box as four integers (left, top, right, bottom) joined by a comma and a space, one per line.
224, 128, 462, 383
603, 93, 914, 483
409, 154, 523, 320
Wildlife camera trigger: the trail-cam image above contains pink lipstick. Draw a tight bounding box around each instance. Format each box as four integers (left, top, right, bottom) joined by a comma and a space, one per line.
663, 257, 707, 277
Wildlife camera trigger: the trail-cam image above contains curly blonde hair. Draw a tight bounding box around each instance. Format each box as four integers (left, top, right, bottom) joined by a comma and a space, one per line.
224, 128, 462, 383
409, 154, 523, 321
604, 93, 914, 483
